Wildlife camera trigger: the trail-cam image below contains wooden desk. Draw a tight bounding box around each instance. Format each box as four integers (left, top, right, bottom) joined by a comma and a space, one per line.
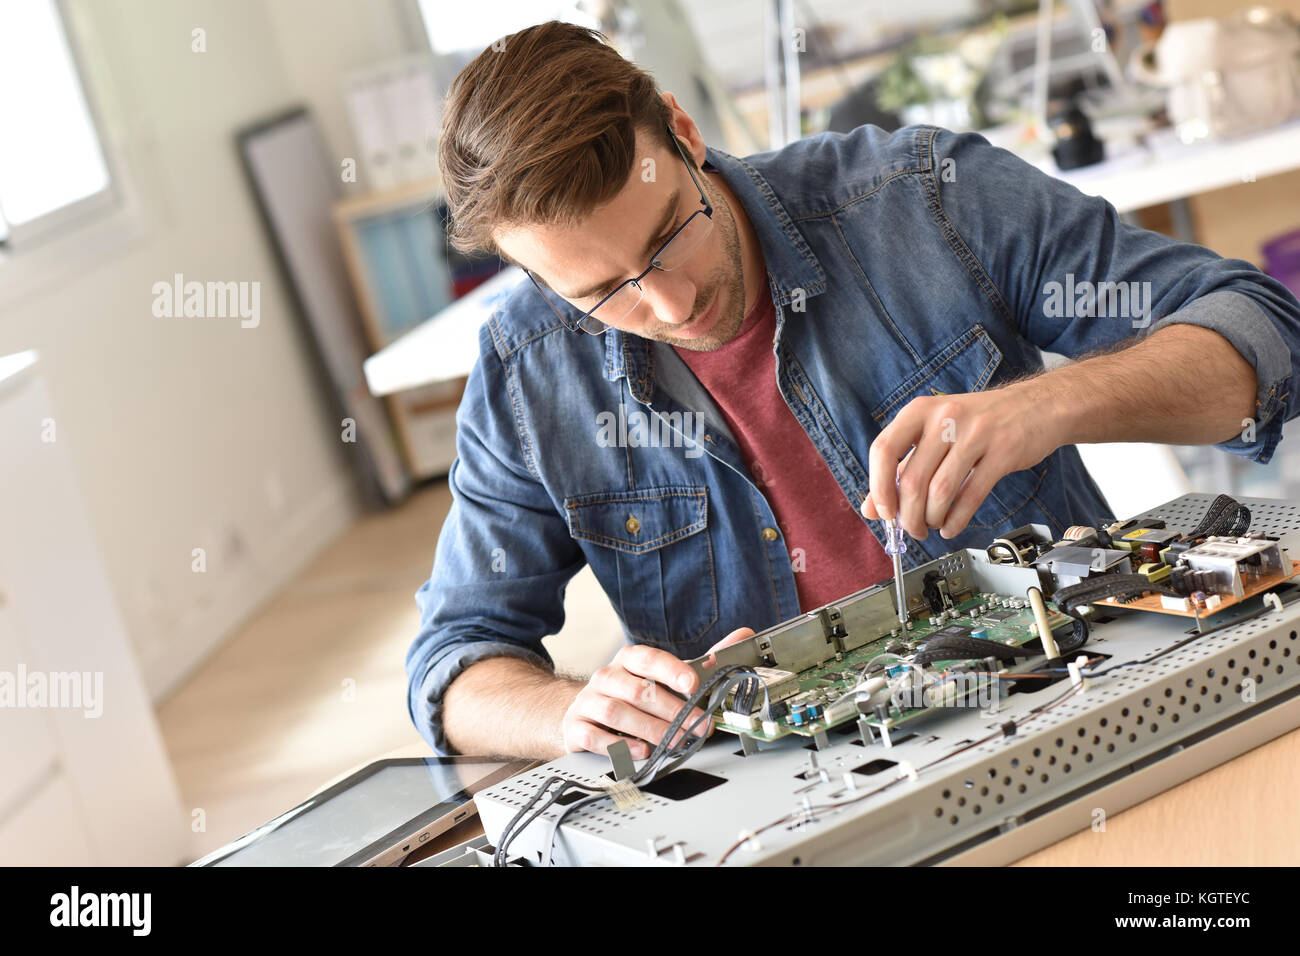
1012, 723, 1300, 866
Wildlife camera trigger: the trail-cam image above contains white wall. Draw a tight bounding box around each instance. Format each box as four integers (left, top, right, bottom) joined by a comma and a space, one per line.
0, 0, 422, 701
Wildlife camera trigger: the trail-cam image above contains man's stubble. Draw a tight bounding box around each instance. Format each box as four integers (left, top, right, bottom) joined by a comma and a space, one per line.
647, 175, 749, 353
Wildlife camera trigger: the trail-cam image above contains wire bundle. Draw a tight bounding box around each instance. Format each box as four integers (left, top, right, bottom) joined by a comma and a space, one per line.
1182, 494, 1251, 540
491, 663, 764, 867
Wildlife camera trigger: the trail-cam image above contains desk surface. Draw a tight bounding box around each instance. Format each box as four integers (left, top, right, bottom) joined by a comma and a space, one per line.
363, 266, 524, 398
1027, 118, 1300, 215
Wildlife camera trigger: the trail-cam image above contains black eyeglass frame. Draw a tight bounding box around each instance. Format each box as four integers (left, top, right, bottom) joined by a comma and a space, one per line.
524, 125, 714, 334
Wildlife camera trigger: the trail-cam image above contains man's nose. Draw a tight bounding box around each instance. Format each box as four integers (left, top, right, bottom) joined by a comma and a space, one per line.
637, 270, 696, 325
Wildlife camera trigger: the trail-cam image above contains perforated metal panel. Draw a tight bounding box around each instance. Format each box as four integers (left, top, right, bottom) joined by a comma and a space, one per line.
936, 616, 1298, 832
1132, 493, 1300, 538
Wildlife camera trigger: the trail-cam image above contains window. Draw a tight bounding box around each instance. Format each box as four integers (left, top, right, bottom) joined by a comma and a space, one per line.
0, 0, 113, 250
415, 0, 598, 55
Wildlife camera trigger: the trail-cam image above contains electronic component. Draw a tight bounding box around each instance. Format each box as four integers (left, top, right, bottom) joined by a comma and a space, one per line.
1034, 545, 1132, 586
1090, 535, 1297, 618
922, 570, 950, 614
1118, 528, 1181, 564
1180, 536, 1286, 598
725, 665, 799, 715
1026, 586, 1061, 659
1137, 561, 1172, 583
1059, 525, 1099, 546
1116, 527, 1179, 551
707, 587, 1069, 742
986, 525, 1043, 566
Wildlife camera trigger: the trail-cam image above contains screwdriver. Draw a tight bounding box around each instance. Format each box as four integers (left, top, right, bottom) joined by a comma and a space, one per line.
879, 474, 909, 628
883, 515, 909, 628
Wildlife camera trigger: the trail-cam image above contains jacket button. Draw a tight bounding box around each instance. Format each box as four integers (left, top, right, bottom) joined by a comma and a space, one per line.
761, 527, 779, 542
626, 515, 641, 535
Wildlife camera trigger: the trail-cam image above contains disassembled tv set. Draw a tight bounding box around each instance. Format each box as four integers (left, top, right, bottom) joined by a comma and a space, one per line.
466, 493, 1300, 867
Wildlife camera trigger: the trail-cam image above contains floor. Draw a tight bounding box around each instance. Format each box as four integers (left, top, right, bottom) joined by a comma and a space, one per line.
156, 479, 625, 863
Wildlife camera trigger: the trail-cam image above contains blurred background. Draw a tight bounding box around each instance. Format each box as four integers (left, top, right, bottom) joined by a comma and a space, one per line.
1, 0, 1298, 865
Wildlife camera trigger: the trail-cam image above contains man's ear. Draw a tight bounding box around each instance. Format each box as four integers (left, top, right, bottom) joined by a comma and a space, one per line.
661, 94, 706, 168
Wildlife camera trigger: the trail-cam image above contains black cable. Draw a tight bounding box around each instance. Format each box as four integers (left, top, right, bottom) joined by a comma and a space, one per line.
1054, 573, 1182, 611
538, 669, 758, 866
543, 792, 606, 867
1053, 610, 1090, 654
493, 663, 762, 866
913, 634, 1021, 666
492, 775, 578, 867
1183, 493, 1250, 540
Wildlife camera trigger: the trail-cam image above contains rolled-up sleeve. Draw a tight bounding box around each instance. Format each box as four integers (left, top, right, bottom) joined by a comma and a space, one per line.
929, 126, 1300, 465
405, 319, 586, 756
1138, 289, 1295, 463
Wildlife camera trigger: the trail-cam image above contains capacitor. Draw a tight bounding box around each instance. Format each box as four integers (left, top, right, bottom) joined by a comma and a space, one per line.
971, 627, 989, 641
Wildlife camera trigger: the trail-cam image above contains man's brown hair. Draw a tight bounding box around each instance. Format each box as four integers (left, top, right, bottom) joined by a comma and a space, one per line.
438, 20, 675, 256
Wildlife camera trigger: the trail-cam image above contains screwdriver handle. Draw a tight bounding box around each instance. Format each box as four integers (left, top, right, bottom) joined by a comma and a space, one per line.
881, 475, 907, 556
882, 517, 907, 556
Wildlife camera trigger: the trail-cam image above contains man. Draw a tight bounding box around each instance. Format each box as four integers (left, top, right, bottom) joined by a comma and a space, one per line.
408, 21, 1300, 760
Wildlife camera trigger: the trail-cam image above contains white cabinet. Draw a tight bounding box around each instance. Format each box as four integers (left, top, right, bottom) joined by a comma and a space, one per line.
0, 351, 184, 865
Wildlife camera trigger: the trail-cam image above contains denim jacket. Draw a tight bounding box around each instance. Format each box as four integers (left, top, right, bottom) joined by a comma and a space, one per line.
408, 123, 1300, 755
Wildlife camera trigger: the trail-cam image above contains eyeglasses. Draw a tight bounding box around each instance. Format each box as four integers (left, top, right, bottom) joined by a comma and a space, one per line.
526, 125, 714, 334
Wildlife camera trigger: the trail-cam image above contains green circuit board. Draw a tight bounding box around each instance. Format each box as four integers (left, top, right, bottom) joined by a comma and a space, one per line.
713, 592, 1070, 742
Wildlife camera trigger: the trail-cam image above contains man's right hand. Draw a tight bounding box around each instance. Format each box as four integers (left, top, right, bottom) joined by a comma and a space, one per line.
561, 626, 756, 760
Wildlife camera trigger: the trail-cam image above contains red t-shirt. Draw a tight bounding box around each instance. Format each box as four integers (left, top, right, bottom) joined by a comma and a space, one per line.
673, 283, 894, 611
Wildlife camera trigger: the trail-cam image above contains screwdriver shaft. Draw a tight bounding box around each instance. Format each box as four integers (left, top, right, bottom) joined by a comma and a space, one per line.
883, 516, 908, 626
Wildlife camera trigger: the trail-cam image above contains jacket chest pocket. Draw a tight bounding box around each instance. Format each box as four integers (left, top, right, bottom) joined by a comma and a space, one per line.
564, 484, 719, 653
868, 324, 1046, 531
